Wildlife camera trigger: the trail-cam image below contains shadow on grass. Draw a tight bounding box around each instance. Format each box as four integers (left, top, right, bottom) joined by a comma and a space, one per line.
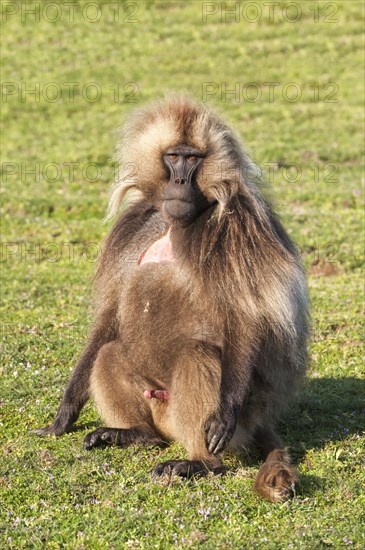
232, 376, 364, 497
295, 474, 324, 498
282, 376, 365, 461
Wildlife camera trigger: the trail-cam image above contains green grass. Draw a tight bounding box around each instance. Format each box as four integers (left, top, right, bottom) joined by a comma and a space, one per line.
1, 1, 364, 548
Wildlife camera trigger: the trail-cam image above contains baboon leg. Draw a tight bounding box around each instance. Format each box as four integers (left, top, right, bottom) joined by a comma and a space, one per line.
84, 341, 164, 450
153, 344, 223, 478
253, 426, 297, 503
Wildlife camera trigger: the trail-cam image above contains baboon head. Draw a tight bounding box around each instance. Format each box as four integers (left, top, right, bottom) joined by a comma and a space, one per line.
108, 94, 255, 223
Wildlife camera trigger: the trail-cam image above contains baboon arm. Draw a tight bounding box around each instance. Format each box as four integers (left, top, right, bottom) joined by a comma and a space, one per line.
205, 351, 252, 455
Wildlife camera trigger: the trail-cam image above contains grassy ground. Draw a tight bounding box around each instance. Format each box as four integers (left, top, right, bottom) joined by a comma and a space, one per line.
1, 1, 364, 548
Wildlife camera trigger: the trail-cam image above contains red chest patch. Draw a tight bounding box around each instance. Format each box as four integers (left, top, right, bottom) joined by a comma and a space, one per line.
138, 229, 174, 266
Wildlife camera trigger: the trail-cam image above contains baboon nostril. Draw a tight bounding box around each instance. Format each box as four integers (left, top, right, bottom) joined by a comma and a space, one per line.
175, 178, 180, 184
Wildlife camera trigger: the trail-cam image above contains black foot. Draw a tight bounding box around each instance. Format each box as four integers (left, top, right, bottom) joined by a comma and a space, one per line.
32, 410, 78, 437
32, 422, 71, 437
153, 460, 211, 479
84, 427, 165, 450
84, 428, 118, 450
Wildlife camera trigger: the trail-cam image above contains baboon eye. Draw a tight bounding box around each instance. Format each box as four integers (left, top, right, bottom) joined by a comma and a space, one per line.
187, 155, 197, 163
168, 154, 178, 161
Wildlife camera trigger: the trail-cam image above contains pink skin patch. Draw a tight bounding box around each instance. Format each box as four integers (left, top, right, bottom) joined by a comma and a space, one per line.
143, 389, 170, 401
138, 228, 174, 266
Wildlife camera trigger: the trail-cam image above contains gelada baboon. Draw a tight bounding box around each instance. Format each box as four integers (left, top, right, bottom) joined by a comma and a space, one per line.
35, 94, 309, 502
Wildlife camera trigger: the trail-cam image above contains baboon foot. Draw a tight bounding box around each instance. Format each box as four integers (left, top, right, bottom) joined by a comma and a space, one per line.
254, 449, 297, 503
32, 425, 60, 437
84, 427, 118, 449
84, 427, 164, 450
32, 414, 75, 437
153, 460, 211, 479
154, 459, 224, 479
32, 422, 73, 437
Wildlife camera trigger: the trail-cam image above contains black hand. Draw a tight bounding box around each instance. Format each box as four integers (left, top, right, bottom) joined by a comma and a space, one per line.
32, 404, 80, 436
204, 405, 238, 455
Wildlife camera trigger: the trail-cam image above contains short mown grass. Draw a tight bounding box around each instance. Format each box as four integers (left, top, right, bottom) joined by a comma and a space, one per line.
1, 1, 364, 548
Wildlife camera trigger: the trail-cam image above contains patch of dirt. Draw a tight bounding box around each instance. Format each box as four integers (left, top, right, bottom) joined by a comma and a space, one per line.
309, 261, 342, 277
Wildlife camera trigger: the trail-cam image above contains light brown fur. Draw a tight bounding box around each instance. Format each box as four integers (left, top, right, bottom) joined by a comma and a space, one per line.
35, 94, 309, 500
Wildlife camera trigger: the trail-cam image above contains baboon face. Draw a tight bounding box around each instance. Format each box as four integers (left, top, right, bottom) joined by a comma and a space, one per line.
162, 144, 212, 224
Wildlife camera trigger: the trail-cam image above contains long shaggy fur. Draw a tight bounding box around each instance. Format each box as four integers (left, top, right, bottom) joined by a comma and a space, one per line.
108, 92, 308, 376
36, 94, 309, 502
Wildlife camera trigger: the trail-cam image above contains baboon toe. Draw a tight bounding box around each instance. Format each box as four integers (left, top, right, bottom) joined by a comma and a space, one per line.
153, 460, 210, 479
84, 427, 117, 450
254, 452, 297, 503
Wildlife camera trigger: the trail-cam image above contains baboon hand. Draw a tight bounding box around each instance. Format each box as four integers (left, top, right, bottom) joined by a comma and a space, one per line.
32, 409, 76, 436
32, 424, 66, 437
204, 406, 238, 455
